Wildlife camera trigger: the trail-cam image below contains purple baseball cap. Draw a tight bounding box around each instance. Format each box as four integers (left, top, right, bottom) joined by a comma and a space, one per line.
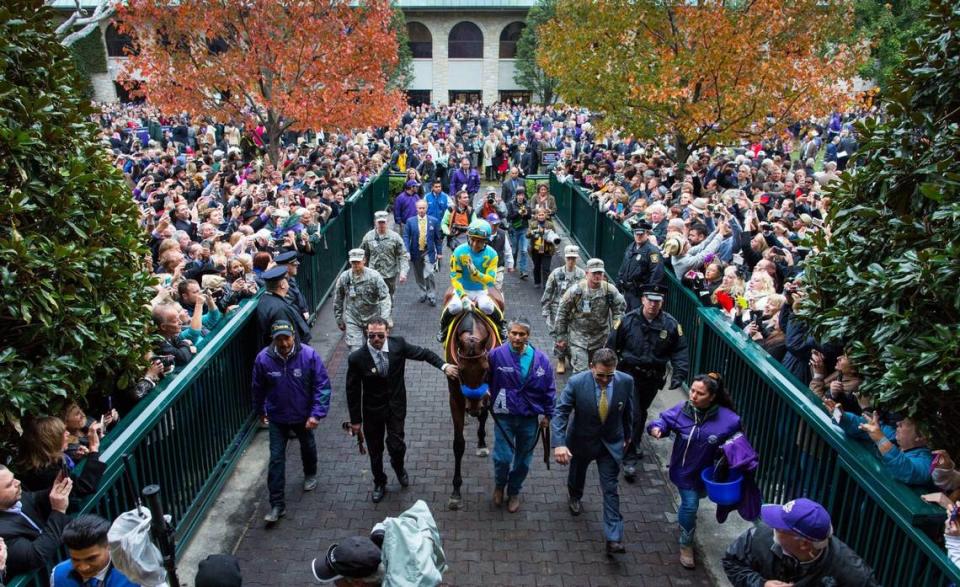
760, 498, 832, 541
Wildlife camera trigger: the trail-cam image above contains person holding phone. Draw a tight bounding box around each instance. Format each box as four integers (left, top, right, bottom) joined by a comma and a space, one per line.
15, 416, 105, 499
0, 466, 73, 576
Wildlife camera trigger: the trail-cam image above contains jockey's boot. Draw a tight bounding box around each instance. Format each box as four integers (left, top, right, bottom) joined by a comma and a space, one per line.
492, 307, 507, 343
437, 307, 454, 343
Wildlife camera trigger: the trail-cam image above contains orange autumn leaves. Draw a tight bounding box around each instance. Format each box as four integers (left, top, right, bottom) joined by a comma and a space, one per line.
117, 0, 405, 155
538, 0, 865, 156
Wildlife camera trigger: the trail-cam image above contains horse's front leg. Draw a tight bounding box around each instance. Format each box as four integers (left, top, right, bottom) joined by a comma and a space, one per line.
476, 406, 489, 457
449, 384, 466, 510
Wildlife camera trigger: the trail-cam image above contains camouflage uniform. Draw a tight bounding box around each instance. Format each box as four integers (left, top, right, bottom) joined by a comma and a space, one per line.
360, 228, 409, 297
541, 265, 586, 361
333, 267, 392, 351
554, 279, 626, 373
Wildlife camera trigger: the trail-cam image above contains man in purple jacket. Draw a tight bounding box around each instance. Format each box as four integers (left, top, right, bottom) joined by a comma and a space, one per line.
252, 320, 332, 525
450, 157, 481, 200
393, 180, 422, 229
485, 318, 556, 513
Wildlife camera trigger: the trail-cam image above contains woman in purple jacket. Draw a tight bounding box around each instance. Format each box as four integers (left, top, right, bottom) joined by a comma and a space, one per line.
648, 373, 741, 570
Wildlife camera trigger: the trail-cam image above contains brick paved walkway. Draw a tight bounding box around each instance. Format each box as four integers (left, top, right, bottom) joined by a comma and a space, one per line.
234, 247, 713, 586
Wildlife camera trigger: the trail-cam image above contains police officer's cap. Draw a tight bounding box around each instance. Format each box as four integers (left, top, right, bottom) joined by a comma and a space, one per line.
262, 266, 289, 282
275, 251, 299, 265
348, 248, 365, 262
641, 283, 669, 302
633, 220, 653, 233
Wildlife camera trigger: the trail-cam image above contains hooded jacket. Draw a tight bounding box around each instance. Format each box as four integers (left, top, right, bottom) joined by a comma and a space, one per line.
486, 344, 556, 418
648, 401, 742, 491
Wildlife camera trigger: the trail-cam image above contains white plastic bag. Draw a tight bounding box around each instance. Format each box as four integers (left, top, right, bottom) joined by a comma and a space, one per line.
108, 508, 167, 587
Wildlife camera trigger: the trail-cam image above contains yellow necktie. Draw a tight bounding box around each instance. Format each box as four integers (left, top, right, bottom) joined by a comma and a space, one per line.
418, 216, 427, 251
598, 385, 609, 423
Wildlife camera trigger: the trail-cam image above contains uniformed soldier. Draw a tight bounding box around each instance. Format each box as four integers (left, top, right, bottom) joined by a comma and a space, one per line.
256, 265, 312, 347
275, 250, 309, 319
605, 283, 689, 482
334, 249, 392, 352
553, 259, 627, 374
616, 221, 665, 311
361, 211, 409, 299
541, 246, 586, 374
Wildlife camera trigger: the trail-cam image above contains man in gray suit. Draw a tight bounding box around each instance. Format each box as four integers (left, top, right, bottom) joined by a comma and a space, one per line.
552, 348, 634, 555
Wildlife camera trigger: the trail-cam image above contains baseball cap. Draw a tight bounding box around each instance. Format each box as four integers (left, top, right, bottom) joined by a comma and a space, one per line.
760, 498, 832, 542
404, 179, 419, 188
271, 320, 295, 339
311, 536, 382, 583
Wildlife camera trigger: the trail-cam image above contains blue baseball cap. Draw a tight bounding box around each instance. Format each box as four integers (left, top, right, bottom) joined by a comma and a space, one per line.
760, 498, 832, 541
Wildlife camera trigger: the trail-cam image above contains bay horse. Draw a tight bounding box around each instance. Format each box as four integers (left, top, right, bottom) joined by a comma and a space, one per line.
442, 287, 504, 510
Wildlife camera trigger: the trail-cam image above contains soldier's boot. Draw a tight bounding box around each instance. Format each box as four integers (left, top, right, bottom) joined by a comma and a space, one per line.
437, 307, 455, 343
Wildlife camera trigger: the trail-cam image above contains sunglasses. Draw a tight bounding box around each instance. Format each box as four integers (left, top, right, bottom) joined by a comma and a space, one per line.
367, 333, 386, 340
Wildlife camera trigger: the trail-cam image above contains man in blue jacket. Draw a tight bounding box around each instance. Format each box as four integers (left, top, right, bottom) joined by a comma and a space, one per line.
486, 318, 556, 513
403, 200, 443, 306
252, 320, 332, 524
552, 348, 634, 555
51, 514, 139, 587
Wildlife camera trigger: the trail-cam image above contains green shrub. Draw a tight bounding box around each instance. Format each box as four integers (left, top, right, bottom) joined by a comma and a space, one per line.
0, 2, 155, 455
797, 0, 960, 452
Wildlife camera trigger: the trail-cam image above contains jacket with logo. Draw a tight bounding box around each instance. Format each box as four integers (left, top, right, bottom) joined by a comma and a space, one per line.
251, 342, 331, 424
648, 401, 742, 491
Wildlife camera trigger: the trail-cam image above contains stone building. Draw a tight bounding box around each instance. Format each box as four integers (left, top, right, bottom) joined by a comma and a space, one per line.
52, 0, 537, 105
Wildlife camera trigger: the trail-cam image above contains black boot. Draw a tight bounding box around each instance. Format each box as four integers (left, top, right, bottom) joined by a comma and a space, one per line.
437, 307, 454, 343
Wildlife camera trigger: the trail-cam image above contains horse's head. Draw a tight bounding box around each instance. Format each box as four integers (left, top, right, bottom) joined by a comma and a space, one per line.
457, 329, 490, 417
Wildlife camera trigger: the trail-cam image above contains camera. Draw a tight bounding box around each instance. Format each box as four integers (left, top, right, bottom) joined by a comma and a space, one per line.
543, 230, 562, 246
487, 195, 495, 205
157, 354, 176, 368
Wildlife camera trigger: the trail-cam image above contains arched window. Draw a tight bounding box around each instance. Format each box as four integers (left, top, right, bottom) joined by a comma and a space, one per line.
448, 22, 483, 59
499, 22, 525, 59
105, 23, 136, 57
407, 22, 432, 59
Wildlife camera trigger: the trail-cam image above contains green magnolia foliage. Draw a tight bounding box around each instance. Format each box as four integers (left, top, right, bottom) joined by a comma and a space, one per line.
0, 2, 154, 433
798, 0, 960, 449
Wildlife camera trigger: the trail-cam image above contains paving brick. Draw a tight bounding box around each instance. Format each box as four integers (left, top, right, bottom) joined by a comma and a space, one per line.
232, 236, 712, 585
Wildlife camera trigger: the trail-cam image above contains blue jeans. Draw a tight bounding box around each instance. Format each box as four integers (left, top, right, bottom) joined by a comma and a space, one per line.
268, 420, 318, 508
509, 229, 528, 274
492, 414, 539, 496
677, 487, 702, 545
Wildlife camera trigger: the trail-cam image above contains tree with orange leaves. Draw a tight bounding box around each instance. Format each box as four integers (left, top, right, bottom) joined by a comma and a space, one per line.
117, 0, 405, 163
538, 0, 866, 166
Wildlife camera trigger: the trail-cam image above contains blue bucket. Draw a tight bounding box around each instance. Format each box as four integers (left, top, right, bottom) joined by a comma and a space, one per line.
701, 467, 743, 506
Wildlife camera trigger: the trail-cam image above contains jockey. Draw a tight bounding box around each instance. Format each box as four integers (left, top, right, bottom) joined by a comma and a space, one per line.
437, 219, 505, 342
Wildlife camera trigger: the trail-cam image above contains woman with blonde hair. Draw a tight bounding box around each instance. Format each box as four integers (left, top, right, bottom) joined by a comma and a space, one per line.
16, 415, 106, 498
711, 265, 746, 317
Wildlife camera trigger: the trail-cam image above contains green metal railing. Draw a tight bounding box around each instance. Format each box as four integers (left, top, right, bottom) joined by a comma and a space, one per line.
549, 175, 960, 586
7, 172, 388, 587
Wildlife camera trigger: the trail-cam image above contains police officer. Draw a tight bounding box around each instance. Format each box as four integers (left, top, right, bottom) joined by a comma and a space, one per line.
334, 249, 392, 352
256, 265, 312, 347
360, 211, 409, 299
616, 221, 665, 311
605, 283, 688, 482
541, 246, 585, 374
275, 250, 309, 319
554, 259, 627, 374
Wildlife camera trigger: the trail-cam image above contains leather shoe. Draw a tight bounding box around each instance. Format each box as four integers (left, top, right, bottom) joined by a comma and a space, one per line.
493, 486, 504, 507
568, 497, 582, 516
397, 470, 410, 488
507, 494, 521, 513
263, 506, 285, 524
372, 485, 386, 503
606, 541, 626, 555
623, 464, 637, 483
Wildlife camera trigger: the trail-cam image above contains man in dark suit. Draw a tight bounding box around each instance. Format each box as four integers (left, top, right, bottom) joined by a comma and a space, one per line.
0, 465, 73, 577
500, 167, 523, 205
402, 199, 444, 306
552, 348, 634, 555
346, 318, 458, 503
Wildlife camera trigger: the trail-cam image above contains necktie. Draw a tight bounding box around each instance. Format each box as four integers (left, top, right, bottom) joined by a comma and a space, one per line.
418, 216, 427, 251
376, 351, 387, 376
85, 578, 101, 587
598, 385, 609, 423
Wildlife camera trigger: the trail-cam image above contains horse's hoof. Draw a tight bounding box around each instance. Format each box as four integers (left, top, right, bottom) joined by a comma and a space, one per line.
476, 447, 490, 457
448, 496, 462, 510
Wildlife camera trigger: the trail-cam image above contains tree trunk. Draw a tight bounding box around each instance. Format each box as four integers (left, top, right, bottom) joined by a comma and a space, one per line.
674, 133, 692, 173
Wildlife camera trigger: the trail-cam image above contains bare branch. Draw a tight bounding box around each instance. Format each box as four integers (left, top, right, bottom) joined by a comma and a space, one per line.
50, 0, 116, 47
